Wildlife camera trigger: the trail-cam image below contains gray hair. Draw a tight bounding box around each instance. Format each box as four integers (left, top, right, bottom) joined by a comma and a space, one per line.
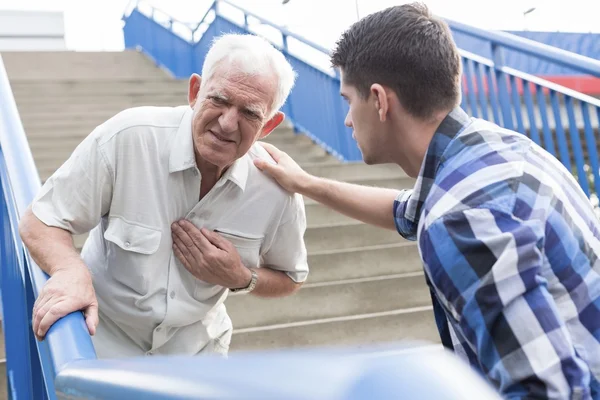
201, 33, 297, 119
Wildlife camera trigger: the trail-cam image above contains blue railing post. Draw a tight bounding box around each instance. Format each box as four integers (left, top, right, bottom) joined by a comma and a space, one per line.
491, 44, 514, 130
280, 33, 298, 133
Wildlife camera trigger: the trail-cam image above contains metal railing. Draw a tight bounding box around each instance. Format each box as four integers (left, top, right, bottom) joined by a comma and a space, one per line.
122, 0, 359, 161
122, 1, 600, 205
450, 20, 600, 205
0, 55, 97, 399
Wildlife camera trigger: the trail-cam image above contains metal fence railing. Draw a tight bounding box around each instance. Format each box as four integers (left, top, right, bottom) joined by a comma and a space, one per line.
122, 1, 600, 206
451, 20, 600, 209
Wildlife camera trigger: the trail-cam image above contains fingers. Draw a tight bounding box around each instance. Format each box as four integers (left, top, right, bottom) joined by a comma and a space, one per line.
176, 220, 214, 251
32, 292, 53, 331
84, 304, 99, 336
172, 239, 194, 271
36, 300, 72, 340
201, 229, 229, 250
171, 221, 204, 262
257, 142, 282, 162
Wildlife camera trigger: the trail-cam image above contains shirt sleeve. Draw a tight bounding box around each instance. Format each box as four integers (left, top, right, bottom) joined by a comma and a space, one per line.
393, 189, 417, 240
420, 207, 591, 399
31, 129, 113, 235
261, 192, 308, 283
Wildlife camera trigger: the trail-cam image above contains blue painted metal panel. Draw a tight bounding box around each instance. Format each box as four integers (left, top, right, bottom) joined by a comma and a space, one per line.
565, 96, 590, 196
509, 76, 525, 134
522, 82, 541, 144
536, 85, 556, 157
453, 30, 600, 76
550, 92, 573, 171
485, 65, 501, 125
474, 63, 489, 121
580, 103, 600, 197
464, 58, 479, 118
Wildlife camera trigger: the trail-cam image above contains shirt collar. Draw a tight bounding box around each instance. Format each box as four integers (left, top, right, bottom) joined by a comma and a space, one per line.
168, 107, 249, 191
405, 107, 472, 223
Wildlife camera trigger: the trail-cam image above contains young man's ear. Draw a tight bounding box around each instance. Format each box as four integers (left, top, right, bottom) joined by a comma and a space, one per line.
188, 73, 202, 108
371, 84, 389, 122
259, 112, 285, 139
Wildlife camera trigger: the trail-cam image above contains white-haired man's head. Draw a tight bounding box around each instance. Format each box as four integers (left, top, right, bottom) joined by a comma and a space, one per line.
201, 34, 296, 119
186, 34, 296, 173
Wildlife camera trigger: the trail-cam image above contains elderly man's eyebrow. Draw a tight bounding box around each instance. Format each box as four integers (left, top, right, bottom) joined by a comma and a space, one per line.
244, 103, 265, 117
209, 91, 229, 101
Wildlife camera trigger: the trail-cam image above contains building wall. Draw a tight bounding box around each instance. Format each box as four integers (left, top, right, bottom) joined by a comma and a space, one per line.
0, 10, 66, 51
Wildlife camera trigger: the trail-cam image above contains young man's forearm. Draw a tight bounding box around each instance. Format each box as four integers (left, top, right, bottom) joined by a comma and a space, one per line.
299, 175, 401, 230
19, 207, 87, 275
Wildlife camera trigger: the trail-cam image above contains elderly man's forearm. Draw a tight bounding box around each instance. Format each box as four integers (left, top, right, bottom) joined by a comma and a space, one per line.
297, 175, 399, 230
249, 267, 302, 298
19, 207, 86, 276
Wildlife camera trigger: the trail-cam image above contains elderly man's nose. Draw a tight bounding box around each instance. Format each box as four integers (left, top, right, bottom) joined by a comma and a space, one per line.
219, 108, 239, 132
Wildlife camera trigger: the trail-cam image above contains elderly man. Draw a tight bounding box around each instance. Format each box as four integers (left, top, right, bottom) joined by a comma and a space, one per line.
18, 33, 308, 358
255, 3, 600, 399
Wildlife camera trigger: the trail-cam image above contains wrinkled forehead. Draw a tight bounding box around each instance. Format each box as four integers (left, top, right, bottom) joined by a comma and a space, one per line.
207, 61, 277, 95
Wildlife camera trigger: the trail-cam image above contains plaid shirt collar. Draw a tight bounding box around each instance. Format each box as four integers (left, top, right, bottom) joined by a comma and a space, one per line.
405, 107, 472, 224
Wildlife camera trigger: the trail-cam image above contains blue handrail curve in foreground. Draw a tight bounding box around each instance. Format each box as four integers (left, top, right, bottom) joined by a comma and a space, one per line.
123, 0, 600, 207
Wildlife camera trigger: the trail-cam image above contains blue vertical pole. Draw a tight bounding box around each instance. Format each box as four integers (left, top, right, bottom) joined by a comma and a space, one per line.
491, 44, 514, 131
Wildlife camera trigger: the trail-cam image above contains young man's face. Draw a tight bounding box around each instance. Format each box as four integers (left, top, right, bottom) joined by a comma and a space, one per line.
340, 71, 389, 165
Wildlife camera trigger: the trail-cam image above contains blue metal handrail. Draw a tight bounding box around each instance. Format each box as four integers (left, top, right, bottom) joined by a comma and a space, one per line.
216, 0, 331, 55
453, 22, 600, 204
448, 19, 600, 78
0, 55, 96, 399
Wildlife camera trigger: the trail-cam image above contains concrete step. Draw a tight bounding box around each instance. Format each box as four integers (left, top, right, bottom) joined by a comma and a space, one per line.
10, 80, 188, 96
3, 51, 170, 81
307, 243, 421, 283
226, 272, 429, 329
303, 162, 407, 181
13, 88, 189, 101
305, 222, 403, 252
229, 306, 439, 352
15, 93, 186, 107
0, 360, 5, 400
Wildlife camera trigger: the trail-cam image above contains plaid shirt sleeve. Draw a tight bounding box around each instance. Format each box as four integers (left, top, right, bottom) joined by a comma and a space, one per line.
420, 207, 592, 399
393, 189, 417, 241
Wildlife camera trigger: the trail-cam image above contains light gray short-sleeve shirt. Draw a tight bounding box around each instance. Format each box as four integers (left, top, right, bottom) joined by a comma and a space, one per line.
32, 105, 308, 358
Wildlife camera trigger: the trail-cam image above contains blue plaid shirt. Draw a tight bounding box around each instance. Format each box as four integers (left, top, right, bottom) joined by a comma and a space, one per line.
394, 108, 600, 399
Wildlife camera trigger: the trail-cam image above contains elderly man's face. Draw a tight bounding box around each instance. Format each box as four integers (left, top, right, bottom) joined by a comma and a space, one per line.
187, 65, 283, 170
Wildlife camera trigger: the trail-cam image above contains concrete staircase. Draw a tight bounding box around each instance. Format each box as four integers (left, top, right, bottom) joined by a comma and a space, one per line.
2, 50, 437, 369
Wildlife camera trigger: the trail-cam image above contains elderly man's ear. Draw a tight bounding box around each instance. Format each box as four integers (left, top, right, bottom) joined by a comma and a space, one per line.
188, 74, 202, 108
259, 112, 285, 139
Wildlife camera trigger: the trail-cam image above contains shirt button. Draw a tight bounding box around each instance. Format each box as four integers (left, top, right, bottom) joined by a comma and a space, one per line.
170, 291, 175, 299
147, 351, 154, 356
188, 212, 196, 219
155, 327, 162, 332
193, 169, 199, 176
124, 241, 131, 247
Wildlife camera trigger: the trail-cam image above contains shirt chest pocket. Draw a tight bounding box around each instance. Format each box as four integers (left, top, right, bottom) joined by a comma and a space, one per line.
215, 229, 263, 269
103, 217, 163, 294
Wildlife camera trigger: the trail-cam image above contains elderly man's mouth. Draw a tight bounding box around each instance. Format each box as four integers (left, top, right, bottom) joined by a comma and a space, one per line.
209, 130, 235, 143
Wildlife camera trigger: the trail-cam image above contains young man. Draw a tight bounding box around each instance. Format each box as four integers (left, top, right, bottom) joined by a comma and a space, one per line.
19, 34, 308, 358
255, 3, 600, 399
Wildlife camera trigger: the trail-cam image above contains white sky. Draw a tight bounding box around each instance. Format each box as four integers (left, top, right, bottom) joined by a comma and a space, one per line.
0, 0, 599, 51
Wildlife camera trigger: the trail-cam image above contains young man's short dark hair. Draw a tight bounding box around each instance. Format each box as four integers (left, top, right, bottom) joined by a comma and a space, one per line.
331, 2, 462, 120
